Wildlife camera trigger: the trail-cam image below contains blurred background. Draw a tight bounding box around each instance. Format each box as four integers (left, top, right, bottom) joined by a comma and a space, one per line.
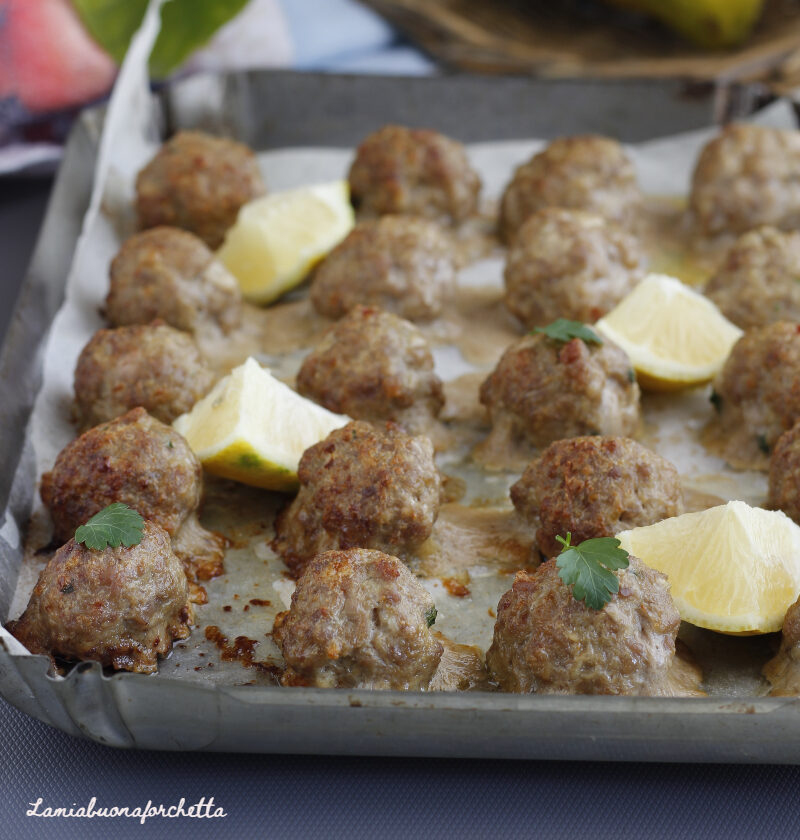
2, 0, 800, 175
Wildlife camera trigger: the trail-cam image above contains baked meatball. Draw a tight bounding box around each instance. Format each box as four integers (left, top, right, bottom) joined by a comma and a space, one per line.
296, 305, 444, 432
485, 556, 680, 694
499, 135, 641, 243
504, 208, 645, 328
273, 548, 443, 689
74, 323, 214, 429
768, 422, 800, 523
711, 322, 800, 460
309, 216, 457, 322
105, 227, 242, 335
705, 227, 800, 329
272, 421, 441, 576
479, 332, 640, 456
39, 407, 224, 585
511, 436, 682, 558
6, 521, 192, 674
764, 594, 800, 695
690, 124, 800, 237
348, 124, 481, 223
135, 131, 265, 249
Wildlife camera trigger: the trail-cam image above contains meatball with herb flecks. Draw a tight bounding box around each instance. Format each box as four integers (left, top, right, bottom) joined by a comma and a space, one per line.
479, 330, 640, 459
309, 216, 457, 322
499, 135, 641, 243
348, 124, 481, 223
511, 436, 682, 558
296, 305, 443, 433
690, 124, 800, 237
504, 208, 645, 328
485, 556, 680, 695
105, 227, 242, 336
273, 548, 443, 689
136, 131, 265, 249
40, 407, 224, 588
271, 421, 441, 577
74, 322, 214, 429
704, 227, 800, 329
6, 520, 192, 674
710, 321, 800, 466
768, 421, 800, 524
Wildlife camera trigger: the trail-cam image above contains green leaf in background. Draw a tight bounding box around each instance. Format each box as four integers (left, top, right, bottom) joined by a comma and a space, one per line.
72, 0, 251, 78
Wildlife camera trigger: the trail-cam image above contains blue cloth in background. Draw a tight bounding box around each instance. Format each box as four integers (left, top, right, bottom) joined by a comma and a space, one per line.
279, 0, 436, 74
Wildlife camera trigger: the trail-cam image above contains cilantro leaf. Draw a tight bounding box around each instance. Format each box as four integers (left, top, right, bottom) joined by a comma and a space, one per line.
74, 503, 145, 551
533, 319, 603, 346
425, 606, 437, 628
555, 533, 630, 611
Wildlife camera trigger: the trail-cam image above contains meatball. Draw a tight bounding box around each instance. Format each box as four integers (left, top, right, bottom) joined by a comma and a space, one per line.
105, 227, 242, 335
504, 208, 645, 328
768, 422, 800, 523
690, 124, 800, 237
712, 322, 800, 460
704, 227, 800, 329
485, 556, 680, 694
479, 332, 640, 455
296, 305, 444, 432
73, 323, 214, 429
272, 421, 441, 576
6, 521, 192, 674
348, 124, 481, 223
39, 407, 224, 585
764, 594, 800, 695
135, 131, 265, 249
511, 436, 682, 558
309, 216, 457, 322
499, 135, 641, 243
273, 548, 443, 689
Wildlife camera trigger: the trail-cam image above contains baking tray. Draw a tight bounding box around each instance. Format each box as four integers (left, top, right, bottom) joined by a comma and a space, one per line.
3, 69, 800, 761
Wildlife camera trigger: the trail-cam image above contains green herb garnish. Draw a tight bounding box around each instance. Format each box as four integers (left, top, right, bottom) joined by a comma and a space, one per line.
757, 434, 771, 456
74, 503, 145, 551
533, 319, 603, 346
555, 532, 630, 611
425, 606, 438, 628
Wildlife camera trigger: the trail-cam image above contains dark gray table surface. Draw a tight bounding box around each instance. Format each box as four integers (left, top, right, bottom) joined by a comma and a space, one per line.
3, 178, 800, 840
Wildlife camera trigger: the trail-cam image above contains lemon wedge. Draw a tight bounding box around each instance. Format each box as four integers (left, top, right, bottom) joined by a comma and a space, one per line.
617, 501, 800, 634
217, 181, 354, 305
173, 357, 349, 491
595, 273, 743, 391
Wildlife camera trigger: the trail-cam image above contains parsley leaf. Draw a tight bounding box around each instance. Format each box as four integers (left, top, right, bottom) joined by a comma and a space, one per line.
555, 533, 630, 610
425, 606, 437, 628
74, 503, 145, 551
533, 319, 603, 346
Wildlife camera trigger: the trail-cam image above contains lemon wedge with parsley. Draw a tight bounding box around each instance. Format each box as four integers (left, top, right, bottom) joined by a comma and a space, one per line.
173, 357, 349, 491
217, 180, 354, 305
595, 273, 742, 391
617, 501, 800, 635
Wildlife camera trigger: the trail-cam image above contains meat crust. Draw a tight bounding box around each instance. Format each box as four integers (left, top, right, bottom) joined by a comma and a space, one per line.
511, 436, 682, 557
273, 548, 443, 689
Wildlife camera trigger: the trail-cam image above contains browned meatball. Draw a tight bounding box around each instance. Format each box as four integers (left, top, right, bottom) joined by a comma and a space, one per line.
479, 332, 640, 456
705, 227, 800, 329
296, 305, 443, 432
6, 521, 192, 674
74, 323, 214, 429
690, 124, 800, 237
764, 594, 800, 695
39, 407, 224, 586
272, 421, 441, 576
348, 125, 481, 223
309, 216, 457, 322
499, 135, 641, 243
273, 548, 442, 689
768, 422, 800, 523
135, 131, 265, 249
105, 227, 242, 335
504, 208, 645, 328
485, 556, 680, 694
712, 322, 800, 461
511, 436, 682, 558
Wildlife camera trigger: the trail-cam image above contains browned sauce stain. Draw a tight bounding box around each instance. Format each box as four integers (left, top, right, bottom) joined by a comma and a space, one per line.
443, 577, 471, 597
222, 605, 232, 613
488, 607, 496, 619
204, 625, 282, 682
188, 582, 208, 605
249, 598, 272, 607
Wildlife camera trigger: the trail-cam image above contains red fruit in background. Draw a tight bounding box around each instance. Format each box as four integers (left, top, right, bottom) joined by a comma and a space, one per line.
0, 0, 117, 113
